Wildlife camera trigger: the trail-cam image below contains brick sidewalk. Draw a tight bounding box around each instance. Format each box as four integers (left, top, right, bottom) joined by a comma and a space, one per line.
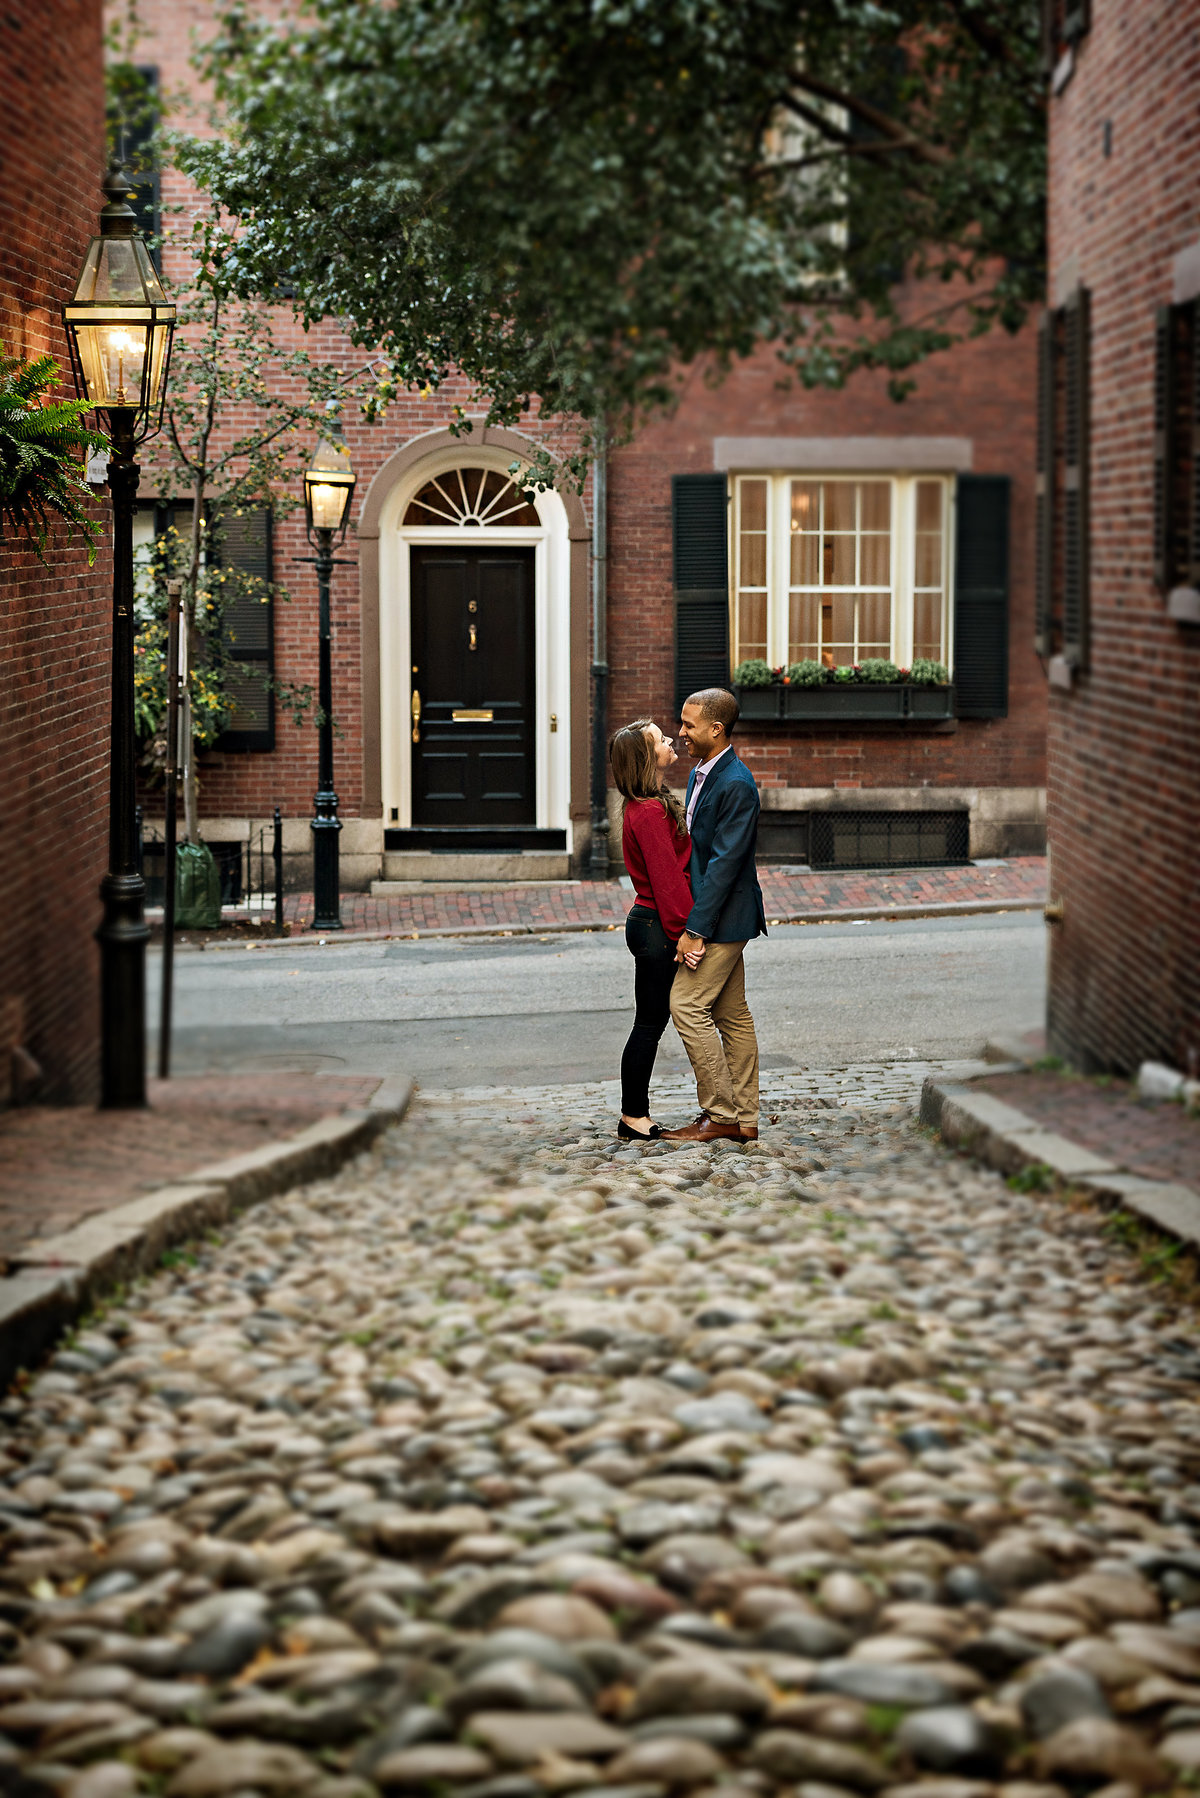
0, 1073, 383, 1272
974, 1066, 1200, 1191
268, 856, 1047, 937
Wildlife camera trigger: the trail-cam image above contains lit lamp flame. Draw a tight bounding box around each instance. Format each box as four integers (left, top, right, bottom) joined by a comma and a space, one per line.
105, 327, 144, 406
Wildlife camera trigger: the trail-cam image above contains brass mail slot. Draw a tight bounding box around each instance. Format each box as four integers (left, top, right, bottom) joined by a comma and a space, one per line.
451, 708, 494, 722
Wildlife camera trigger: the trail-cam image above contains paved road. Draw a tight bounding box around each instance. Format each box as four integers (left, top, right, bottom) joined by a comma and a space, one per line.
4, 1073, 1197, 1797
153, 912, 1045, 1088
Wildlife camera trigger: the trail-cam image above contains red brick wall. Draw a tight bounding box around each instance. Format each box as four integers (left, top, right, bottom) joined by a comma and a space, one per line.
1045, 1, 1200, 1074
0, 0, 109, 1104
607, 320, 1046, 796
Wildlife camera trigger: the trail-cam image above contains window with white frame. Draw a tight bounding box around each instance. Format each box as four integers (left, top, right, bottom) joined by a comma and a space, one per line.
732, 473, 954, 671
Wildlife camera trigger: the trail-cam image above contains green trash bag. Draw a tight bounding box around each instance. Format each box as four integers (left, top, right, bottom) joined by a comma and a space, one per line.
175, 841, 222, 929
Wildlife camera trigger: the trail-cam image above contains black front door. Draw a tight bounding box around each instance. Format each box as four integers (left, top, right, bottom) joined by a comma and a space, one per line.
410, 547, 536, 828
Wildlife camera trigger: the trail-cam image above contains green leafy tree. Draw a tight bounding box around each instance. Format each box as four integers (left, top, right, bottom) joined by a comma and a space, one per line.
0, 348, 108, 563
136, 204, 370, 840
182, 0, 1045, 481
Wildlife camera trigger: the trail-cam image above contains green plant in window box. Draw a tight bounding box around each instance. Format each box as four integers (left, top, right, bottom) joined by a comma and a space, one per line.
732, 658, 776, 688
857, 658, 902, 684
786, 660, 826, 687
832, 663, 858, 683
909, 658, 950, 686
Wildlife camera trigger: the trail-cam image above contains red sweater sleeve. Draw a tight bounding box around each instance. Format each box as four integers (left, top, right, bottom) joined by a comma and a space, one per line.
628, 804, 693, 941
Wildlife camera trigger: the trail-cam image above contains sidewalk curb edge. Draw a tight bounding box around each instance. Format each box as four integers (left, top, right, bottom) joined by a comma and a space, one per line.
920, 1072, 1200, 1250
0, 1078, 414, 1391
193, 896, 1045, 952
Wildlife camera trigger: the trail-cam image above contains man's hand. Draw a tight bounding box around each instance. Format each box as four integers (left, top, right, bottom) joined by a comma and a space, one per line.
676, 931, 707, 969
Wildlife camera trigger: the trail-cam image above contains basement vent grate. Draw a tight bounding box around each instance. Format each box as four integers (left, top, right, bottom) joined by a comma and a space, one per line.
809, 810, 970, 871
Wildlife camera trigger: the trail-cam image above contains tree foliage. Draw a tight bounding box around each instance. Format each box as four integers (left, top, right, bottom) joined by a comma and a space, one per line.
184, 0, 1045, 479
134, 204, 375, 834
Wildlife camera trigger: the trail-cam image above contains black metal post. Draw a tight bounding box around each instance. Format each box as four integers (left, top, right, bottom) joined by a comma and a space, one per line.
274, 807, 284, 935
98, 411, 149, 1107
589, 442, 610, 879
311, 529, 343, 928
158, 578, 183, 1079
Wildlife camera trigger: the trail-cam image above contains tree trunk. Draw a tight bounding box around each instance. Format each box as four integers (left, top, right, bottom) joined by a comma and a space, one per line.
180, 471, 206, 844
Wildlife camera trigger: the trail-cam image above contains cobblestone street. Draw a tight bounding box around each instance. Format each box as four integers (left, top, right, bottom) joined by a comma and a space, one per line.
3, 1070, 1200, 1798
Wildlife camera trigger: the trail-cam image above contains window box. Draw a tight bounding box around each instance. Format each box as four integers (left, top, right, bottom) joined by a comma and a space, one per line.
784, 683, 907, 720
905, 683, 956, 720
734, 684, 784, 720
734, 682, 955, 722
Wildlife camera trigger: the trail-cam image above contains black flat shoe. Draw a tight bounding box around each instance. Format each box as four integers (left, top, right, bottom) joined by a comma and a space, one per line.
617, 1119, 661, 1140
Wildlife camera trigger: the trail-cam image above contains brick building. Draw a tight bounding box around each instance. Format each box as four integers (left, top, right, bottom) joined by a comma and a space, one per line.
0, 0, 109, 1104
1040, 0, 1200, 1073
132, 0, 1045, 894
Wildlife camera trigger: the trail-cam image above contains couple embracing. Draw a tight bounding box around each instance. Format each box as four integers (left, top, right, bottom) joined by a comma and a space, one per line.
609, 687, 766, 1145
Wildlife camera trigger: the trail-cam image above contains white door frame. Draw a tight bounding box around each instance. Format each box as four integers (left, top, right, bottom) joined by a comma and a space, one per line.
377, 446, 573, 836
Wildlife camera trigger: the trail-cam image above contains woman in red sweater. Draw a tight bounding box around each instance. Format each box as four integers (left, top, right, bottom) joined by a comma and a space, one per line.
609, 718, 693, 1140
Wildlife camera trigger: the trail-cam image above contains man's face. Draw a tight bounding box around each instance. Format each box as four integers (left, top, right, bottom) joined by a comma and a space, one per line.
679, 702, 723, 762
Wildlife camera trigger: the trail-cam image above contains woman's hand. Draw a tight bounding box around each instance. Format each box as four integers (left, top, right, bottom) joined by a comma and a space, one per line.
676, 930, 706, 969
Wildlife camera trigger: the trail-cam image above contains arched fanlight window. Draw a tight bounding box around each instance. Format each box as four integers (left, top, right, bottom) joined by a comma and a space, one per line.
403, 466, 540, 527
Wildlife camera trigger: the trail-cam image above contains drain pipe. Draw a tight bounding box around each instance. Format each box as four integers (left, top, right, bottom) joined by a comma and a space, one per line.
589, 434, 610, 880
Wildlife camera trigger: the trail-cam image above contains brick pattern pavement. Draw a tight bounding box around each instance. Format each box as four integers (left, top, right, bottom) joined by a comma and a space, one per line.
0, 1073, 383, 1271
273, 856, 1047, 936
974, 1068, 1200, 1192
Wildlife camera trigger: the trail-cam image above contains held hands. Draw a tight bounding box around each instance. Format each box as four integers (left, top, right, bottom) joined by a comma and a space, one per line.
676, 931, 706, 969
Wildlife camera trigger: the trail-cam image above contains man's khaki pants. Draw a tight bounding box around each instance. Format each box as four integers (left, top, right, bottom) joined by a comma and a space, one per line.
669, 940, 759, 1128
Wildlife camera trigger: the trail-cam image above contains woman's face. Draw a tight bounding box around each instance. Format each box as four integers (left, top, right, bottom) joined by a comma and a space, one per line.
645, 722, 677, 771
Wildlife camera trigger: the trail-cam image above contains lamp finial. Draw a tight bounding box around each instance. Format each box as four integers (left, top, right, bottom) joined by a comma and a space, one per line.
100, 159, 139, 237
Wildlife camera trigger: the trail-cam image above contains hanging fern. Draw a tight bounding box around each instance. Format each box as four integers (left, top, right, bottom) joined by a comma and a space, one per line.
0, 346, 109, 565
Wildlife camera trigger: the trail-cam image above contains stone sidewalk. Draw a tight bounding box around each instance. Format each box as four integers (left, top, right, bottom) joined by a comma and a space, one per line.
3, 1070, 1200, 1798
921, 1052, 1200, 1253
0, 1075, 390, 1271
186, 858, 1047, 943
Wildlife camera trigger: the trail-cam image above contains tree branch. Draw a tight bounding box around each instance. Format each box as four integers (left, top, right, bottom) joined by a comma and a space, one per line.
786, 68, 953, 167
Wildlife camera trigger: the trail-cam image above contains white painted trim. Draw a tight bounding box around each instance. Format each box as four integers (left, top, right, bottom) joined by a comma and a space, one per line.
1173, 240, 1200, 305
378, 445, 572, 835
714, 436, 973, 473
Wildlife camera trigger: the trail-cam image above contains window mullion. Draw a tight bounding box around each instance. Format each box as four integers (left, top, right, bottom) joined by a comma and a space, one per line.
894, 477, 914, 668
771, 475, 789, 667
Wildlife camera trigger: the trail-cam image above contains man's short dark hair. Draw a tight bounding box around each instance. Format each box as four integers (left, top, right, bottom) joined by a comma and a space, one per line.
686, 687, 740, 737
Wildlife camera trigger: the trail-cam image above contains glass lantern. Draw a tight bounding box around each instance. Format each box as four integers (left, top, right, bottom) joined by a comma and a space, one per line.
63, 164, 175, 433
304, 437, 356, 539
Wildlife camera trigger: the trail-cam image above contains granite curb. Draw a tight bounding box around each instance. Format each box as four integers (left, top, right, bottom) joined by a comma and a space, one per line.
0, 1075, 414, 1389
920, 1066, 1200, 1250
196, 895, 1043, 952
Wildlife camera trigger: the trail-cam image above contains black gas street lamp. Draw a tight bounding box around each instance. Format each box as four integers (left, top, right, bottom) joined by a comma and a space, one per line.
63, 162, 175, 1108
302, 437, 356, 931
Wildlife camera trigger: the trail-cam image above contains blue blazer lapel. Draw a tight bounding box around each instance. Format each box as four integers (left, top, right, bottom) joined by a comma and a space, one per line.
692, 752, 732, 825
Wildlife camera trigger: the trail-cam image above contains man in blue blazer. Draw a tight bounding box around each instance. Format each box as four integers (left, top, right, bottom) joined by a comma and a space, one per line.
663, 687, 767, 1144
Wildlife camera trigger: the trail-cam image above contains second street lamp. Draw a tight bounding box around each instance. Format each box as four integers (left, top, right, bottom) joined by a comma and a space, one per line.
62, 161, 175, 1108
303, 438, 355, 931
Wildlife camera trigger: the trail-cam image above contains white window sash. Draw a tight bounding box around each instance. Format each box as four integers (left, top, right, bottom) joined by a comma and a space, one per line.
732, 471, 955, 673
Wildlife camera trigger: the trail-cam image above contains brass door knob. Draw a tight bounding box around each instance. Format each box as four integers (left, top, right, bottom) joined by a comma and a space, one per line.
411, 687, 421, 744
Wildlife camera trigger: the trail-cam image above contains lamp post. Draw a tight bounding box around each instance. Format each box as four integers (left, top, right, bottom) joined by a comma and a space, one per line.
302, 438, 355, 931
63, 162, 175, 1108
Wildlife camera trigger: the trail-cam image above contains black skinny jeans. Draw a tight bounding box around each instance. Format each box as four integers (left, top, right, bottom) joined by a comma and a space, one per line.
621, 904, 679, 1116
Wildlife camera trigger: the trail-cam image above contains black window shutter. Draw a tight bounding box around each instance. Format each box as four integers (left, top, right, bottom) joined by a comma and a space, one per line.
953, 474, 1010, 719
1153, 304, 1174, 592
1040, 0, 1059, 76
672, 474, 730, 712
1190, 301, 1200, 587
214, 507, 275, 751
1062, 284, 1090, 668
1035, 310, 1056, 655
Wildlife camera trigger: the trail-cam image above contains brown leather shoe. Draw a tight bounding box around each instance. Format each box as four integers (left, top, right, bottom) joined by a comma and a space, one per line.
661, 1112, 743, 1142
738, 1126, 759, 1141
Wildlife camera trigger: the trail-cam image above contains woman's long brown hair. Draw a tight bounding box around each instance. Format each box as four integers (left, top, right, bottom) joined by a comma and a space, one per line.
609, 719, 688, 837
